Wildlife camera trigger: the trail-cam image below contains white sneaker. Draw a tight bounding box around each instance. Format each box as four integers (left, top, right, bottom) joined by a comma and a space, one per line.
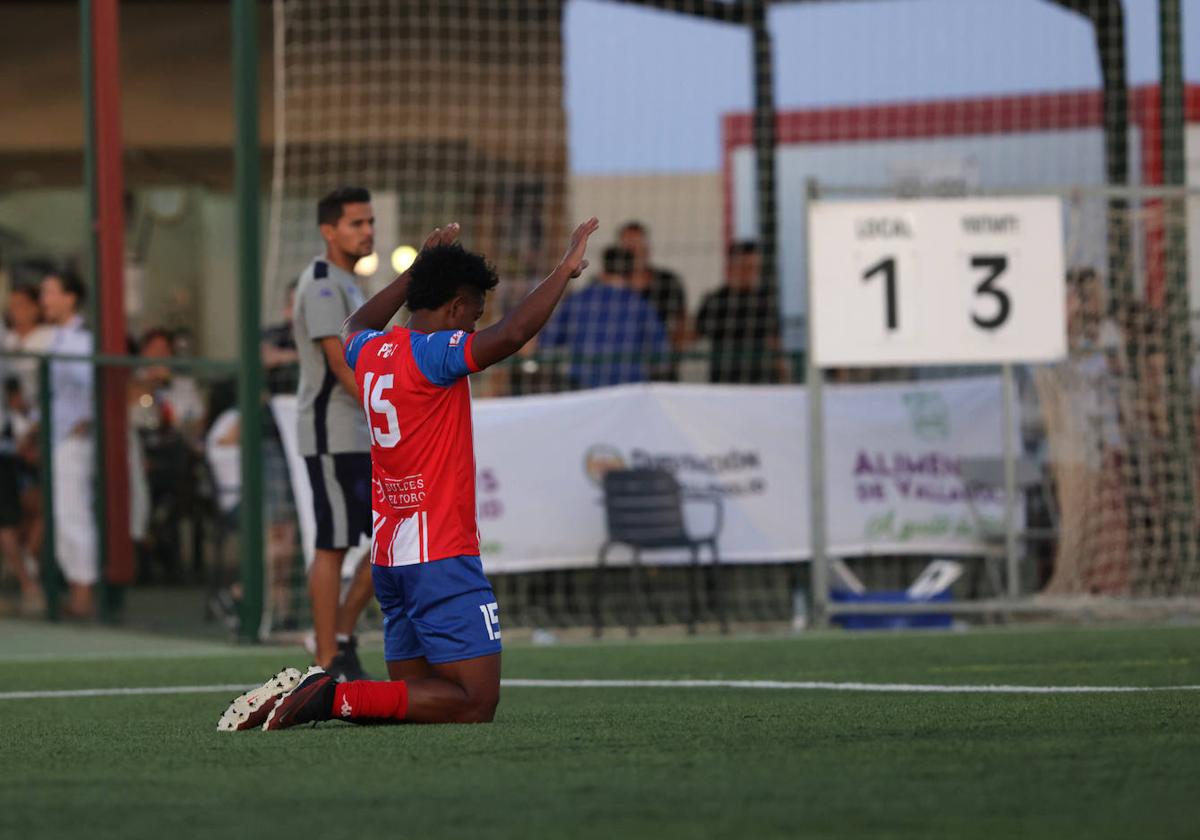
216, 667, 303, 732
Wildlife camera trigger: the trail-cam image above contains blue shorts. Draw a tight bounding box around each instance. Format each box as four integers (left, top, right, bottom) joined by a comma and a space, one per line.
372, 555, 502, 665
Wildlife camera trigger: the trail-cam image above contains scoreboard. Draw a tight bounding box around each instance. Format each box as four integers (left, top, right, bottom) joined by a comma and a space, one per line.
808, 197, 1067, 367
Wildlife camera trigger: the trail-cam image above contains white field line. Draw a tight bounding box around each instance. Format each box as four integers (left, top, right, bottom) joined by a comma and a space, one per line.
2, 679, 1200, 701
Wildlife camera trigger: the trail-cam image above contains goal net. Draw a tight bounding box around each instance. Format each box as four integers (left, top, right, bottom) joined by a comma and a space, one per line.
263, 0, 1199, 636
1033, 187, 1200, 601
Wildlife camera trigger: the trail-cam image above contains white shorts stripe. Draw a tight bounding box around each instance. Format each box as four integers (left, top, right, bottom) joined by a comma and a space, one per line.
319, 455, 348, 548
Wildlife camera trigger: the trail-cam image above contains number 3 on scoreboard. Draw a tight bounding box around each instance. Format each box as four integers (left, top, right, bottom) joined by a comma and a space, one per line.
362, 371, 402, 448
861, 253, 1011, 333
969, 255, 1010, 331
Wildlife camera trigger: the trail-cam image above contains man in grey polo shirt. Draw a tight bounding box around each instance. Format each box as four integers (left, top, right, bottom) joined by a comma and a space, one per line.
293, 186, 377, 681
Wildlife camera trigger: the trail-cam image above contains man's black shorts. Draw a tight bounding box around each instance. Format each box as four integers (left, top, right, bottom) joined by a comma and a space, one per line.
303, 452, 372, 551
0, 455, 22, 528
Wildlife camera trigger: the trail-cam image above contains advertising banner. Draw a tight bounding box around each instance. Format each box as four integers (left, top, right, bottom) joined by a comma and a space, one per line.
273, 378, 1010, 573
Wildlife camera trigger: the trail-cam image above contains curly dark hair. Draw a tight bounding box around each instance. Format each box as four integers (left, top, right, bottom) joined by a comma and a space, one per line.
406, 243, 499, 312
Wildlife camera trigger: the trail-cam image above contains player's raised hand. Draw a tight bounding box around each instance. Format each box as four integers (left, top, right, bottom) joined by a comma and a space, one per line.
421, 222, 461, 252
558, 217, 599, 279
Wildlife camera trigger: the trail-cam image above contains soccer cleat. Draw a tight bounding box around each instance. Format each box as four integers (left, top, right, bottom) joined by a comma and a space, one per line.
326, 636, 372, 683
216, 667, 303, 732
262, 666, 337, 731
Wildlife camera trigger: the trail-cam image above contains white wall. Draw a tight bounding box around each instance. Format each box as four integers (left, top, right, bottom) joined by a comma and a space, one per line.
199, 192, 238, 359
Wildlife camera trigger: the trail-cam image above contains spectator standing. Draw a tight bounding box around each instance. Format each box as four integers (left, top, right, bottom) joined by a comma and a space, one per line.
40, 271, 97, 618
0, 311, 43, 615
3, 285, 52, 599
618, 221, 687, 353
3, 285, 54, 437
696, 241, 780, 383
539, 246, 668, 388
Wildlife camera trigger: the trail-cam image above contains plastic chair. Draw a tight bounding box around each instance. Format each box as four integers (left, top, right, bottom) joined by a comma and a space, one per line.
593, 468, 725, 637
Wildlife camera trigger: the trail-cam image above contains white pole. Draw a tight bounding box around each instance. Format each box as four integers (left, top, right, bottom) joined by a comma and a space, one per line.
805, 179, 830, 627
1002, 363, 1020, 601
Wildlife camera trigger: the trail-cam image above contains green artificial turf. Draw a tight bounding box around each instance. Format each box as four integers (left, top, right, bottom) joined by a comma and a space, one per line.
1, 625, 1197, 839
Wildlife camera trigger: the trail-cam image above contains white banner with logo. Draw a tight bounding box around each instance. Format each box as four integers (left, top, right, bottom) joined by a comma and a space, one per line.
272, 378, 1010, 574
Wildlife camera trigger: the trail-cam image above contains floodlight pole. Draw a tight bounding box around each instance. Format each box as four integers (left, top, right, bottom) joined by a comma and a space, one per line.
233, 0, 266, 642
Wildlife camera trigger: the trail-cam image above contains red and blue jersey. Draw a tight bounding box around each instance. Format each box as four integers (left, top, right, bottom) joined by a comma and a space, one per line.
345, 326, 482, 566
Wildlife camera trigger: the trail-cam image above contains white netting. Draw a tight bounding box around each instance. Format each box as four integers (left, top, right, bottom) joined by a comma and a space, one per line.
1034, 188, 1200, 598
267, 0, 570, 396
266, 0, 1199, 629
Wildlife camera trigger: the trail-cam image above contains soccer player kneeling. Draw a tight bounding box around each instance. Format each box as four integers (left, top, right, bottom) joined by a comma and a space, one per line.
219, 217, 598, 731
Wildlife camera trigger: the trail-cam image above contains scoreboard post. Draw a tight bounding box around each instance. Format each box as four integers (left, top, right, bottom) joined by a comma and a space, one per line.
804, 195, 1067, 626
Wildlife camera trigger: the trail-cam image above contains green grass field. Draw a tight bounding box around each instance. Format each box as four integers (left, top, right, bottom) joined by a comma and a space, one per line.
1, 621, 1198, 839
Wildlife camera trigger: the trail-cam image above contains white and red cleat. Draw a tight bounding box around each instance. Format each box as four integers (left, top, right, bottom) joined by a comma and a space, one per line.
216, 667, 303, 732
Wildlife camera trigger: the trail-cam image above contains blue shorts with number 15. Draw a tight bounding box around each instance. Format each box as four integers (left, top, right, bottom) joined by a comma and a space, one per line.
371, 554, 502, 665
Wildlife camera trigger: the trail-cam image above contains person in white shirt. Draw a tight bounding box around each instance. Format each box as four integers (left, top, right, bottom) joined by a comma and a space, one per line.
3, 284, 53, 612
39, 271, 97, 618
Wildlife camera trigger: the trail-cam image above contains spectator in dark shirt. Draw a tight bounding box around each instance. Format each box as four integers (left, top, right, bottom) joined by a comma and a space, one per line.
619, 220, 687, 352
696, 241, 779, 383
539, 246, 669, 389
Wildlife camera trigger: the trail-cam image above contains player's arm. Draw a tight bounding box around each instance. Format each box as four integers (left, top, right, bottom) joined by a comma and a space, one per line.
342, 223, 462, 341
470, 217, 599, 370
318, 336, 360, 400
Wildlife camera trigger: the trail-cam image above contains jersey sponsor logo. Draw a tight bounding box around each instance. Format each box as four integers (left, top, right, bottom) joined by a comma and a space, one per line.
381, 474, 426, 510
318, 287, 334, 298
583, 444, 627, 486
378, 343, 396, 358
340, 695, 353, 718
448, 330, 466, 347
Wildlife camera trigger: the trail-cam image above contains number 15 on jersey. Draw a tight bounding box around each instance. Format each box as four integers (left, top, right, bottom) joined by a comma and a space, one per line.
808, 197, 1066, 367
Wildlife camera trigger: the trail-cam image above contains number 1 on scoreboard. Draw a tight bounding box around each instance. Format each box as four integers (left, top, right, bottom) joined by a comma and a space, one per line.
852, 249, 920, 346
862, 256, 898, 331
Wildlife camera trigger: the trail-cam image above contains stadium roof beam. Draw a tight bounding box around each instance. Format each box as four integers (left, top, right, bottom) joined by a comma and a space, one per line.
605, 0, 751, 23
1045, 0, 1130, 190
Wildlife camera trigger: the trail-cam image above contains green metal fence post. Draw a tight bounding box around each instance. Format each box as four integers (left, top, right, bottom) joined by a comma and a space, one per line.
233, 0, 265, 641
38, 358, 59, 621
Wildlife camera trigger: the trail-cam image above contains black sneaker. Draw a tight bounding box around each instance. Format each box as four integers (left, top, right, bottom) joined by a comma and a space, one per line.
326, 635, 372, 683
262, 667, 336, 730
